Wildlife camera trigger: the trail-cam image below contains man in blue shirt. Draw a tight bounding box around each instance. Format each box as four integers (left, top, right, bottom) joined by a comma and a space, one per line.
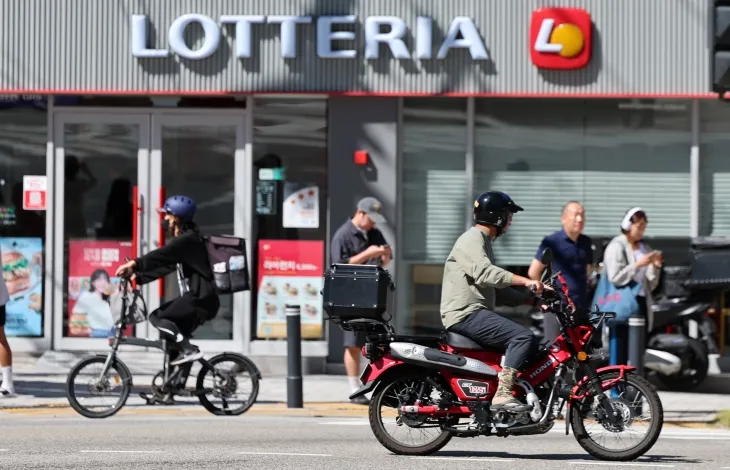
528, 201, 594, 342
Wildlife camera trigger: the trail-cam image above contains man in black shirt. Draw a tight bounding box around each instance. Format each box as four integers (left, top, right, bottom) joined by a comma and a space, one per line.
330, 197, 391, 404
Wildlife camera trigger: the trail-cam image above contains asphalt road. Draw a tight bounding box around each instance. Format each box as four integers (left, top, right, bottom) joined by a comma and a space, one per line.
0, 412, 729, 470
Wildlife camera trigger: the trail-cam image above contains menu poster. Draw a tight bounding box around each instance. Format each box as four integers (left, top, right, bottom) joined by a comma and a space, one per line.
1, 237, 43, 337
255, 180, 278, 216
67, 240, 134, 338
282, 182, 319, 229
256, 239, 324, 339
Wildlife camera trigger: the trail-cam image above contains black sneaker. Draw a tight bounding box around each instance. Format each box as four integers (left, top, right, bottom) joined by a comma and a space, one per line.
170, 347, 204, 366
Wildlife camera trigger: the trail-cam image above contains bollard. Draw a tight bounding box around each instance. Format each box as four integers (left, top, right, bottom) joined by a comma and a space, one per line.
628, 314, 646, 378
285, 304, 303, 408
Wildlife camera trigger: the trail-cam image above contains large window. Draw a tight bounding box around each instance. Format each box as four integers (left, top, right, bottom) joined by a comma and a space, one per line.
699, 100, 730, 237
0, 100, 48, 338
476, 99, 692, 266
250, 98, 328, 341
398, 98, 693, 334
399, 98, 467, 334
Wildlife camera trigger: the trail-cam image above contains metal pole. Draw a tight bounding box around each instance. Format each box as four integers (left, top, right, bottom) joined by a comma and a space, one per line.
609, 324, 620, 366
608, 323, 620, 399
628, 315, 646, 377
285, 304, 303, 408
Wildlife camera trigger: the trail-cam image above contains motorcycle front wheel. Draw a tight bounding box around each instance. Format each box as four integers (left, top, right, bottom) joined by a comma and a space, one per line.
570, 371, 663, 461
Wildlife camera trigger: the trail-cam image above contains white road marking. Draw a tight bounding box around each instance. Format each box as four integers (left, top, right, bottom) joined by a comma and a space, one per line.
0, 449, 7, 452
237, 452, 331, 457
568, 462, 673, 468
80, 450, 163, 454
414, 456, 514, 462
660, 436, 730, 440
318, 420, 369, 426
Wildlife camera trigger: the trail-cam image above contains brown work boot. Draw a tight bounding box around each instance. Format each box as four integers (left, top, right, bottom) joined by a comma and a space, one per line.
490, 367, 531, 413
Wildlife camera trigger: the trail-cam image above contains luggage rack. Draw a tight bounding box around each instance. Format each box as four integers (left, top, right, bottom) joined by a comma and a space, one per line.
327, 315, 395, 336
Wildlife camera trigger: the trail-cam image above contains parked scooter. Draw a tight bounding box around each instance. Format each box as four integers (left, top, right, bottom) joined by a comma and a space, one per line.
645, 295, 717, 391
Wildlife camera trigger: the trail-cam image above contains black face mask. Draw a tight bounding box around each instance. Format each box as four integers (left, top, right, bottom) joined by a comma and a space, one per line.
161, 219, 172, 235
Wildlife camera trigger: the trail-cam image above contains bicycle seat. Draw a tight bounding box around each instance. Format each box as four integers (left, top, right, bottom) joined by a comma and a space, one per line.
445, 331, 487, 350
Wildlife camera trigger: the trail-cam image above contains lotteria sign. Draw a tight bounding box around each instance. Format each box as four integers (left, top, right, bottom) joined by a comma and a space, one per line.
131, 14, 490, 61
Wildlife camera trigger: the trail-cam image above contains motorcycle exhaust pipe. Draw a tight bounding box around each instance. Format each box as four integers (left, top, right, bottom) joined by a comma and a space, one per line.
388, 342, 499, 379
644, 349, 682, 375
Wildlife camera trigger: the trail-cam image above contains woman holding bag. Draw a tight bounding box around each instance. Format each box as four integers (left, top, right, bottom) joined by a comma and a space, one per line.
600, 207, 663, 364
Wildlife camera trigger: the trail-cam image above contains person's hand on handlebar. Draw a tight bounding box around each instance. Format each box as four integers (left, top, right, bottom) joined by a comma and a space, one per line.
115, 259, 137, 279
525, 279, 550, 295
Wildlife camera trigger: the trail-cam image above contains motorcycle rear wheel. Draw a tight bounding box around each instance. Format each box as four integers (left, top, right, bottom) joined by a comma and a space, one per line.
368, 370, 454, 456
570, 371, 663, 461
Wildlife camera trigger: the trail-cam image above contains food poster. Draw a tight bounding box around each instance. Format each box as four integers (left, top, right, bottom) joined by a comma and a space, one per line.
282, 182, 319, 229
256, 240, 324, 339
67, 240, 134, 338
1, 237, 43, 337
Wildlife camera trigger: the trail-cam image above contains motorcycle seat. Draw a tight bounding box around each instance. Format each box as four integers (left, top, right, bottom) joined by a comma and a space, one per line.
445, 331, 502, 354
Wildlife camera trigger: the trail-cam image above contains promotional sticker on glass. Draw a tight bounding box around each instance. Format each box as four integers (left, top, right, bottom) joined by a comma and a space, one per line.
67, 240, 134, 338
1, 237, 43, 337
282, 182, 319, 229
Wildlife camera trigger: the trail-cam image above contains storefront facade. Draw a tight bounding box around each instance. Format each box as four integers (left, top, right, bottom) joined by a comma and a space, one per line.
1, 0, 728, 370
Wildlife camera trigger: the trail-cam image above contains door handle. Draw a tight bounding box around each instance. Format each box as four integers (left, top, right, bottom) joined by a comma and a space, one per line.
156, 187, 166, 249
138, 192, 147, 250
132, 187, 147, 256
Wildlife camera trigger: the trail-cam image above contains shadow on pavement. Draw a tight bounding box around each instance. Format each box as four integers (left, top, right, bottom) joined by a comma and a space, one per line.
433, 450, 702, 464
13, 378, 280, 409
14, 380, 67, 398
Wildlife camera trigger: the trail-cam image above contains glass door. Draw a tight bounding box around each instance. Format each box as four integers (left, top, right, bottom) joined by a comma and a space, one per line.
53, 113, 152, 350
147, 113, 248, 352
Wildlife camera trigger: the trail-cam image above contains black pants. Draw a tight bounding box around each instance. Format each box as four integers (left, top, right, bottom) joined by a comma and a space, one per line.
149, 294, 219, 343
448, 309, 538, 370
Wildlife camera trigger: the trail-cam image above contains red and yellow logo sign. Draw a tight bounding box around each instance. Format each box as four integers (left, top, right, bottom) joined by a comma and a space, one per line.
529, 8, 592, 70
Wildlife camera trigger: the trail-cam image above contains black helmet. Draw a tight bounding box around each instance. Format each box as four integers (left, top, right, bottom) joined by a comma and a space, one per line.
473, 191, 523, 233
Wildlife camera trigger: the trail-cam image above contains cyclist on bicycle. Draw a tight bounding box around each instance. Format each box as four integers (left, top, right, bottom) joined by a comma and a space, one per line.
115, 195, 219, 366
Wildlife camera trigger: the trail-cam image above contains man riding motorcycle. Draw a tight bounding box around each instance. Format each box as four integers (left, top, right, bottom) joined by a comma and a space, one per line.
441, 191, 548, 414
115, 195, 220, 366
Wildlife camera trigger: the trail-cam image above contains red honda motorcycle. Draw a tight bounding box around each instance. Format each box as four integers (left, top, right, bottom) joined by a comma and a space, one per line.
331, 248, 663, 462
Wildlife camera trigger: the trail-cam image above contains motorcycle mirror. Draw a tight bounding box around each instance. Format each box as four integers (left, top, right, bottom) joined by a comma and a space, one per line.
540, 247, 553, 282
540, 247, 553, 266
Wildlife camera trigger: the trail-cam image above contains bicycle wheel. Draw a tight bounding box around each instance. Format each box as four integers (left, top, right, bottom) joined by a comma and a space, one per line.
196, 353, 260, 416
66, 354, 132, 419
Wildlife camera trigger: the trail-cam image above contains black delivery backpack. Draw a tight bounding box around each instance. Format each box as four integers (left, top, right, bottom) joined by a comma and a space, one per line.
203, 235, 251, 294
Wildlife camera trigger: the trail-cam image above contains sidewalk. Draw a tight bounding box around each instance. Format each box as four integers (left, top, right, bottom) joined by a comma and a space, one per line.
1, 357, 726, 424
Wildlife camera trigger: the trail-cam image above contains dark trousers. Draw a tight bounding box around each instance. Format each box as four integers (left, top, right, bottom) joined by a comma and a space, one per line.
149, 294, 218, 342
448, 309, 538, 370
